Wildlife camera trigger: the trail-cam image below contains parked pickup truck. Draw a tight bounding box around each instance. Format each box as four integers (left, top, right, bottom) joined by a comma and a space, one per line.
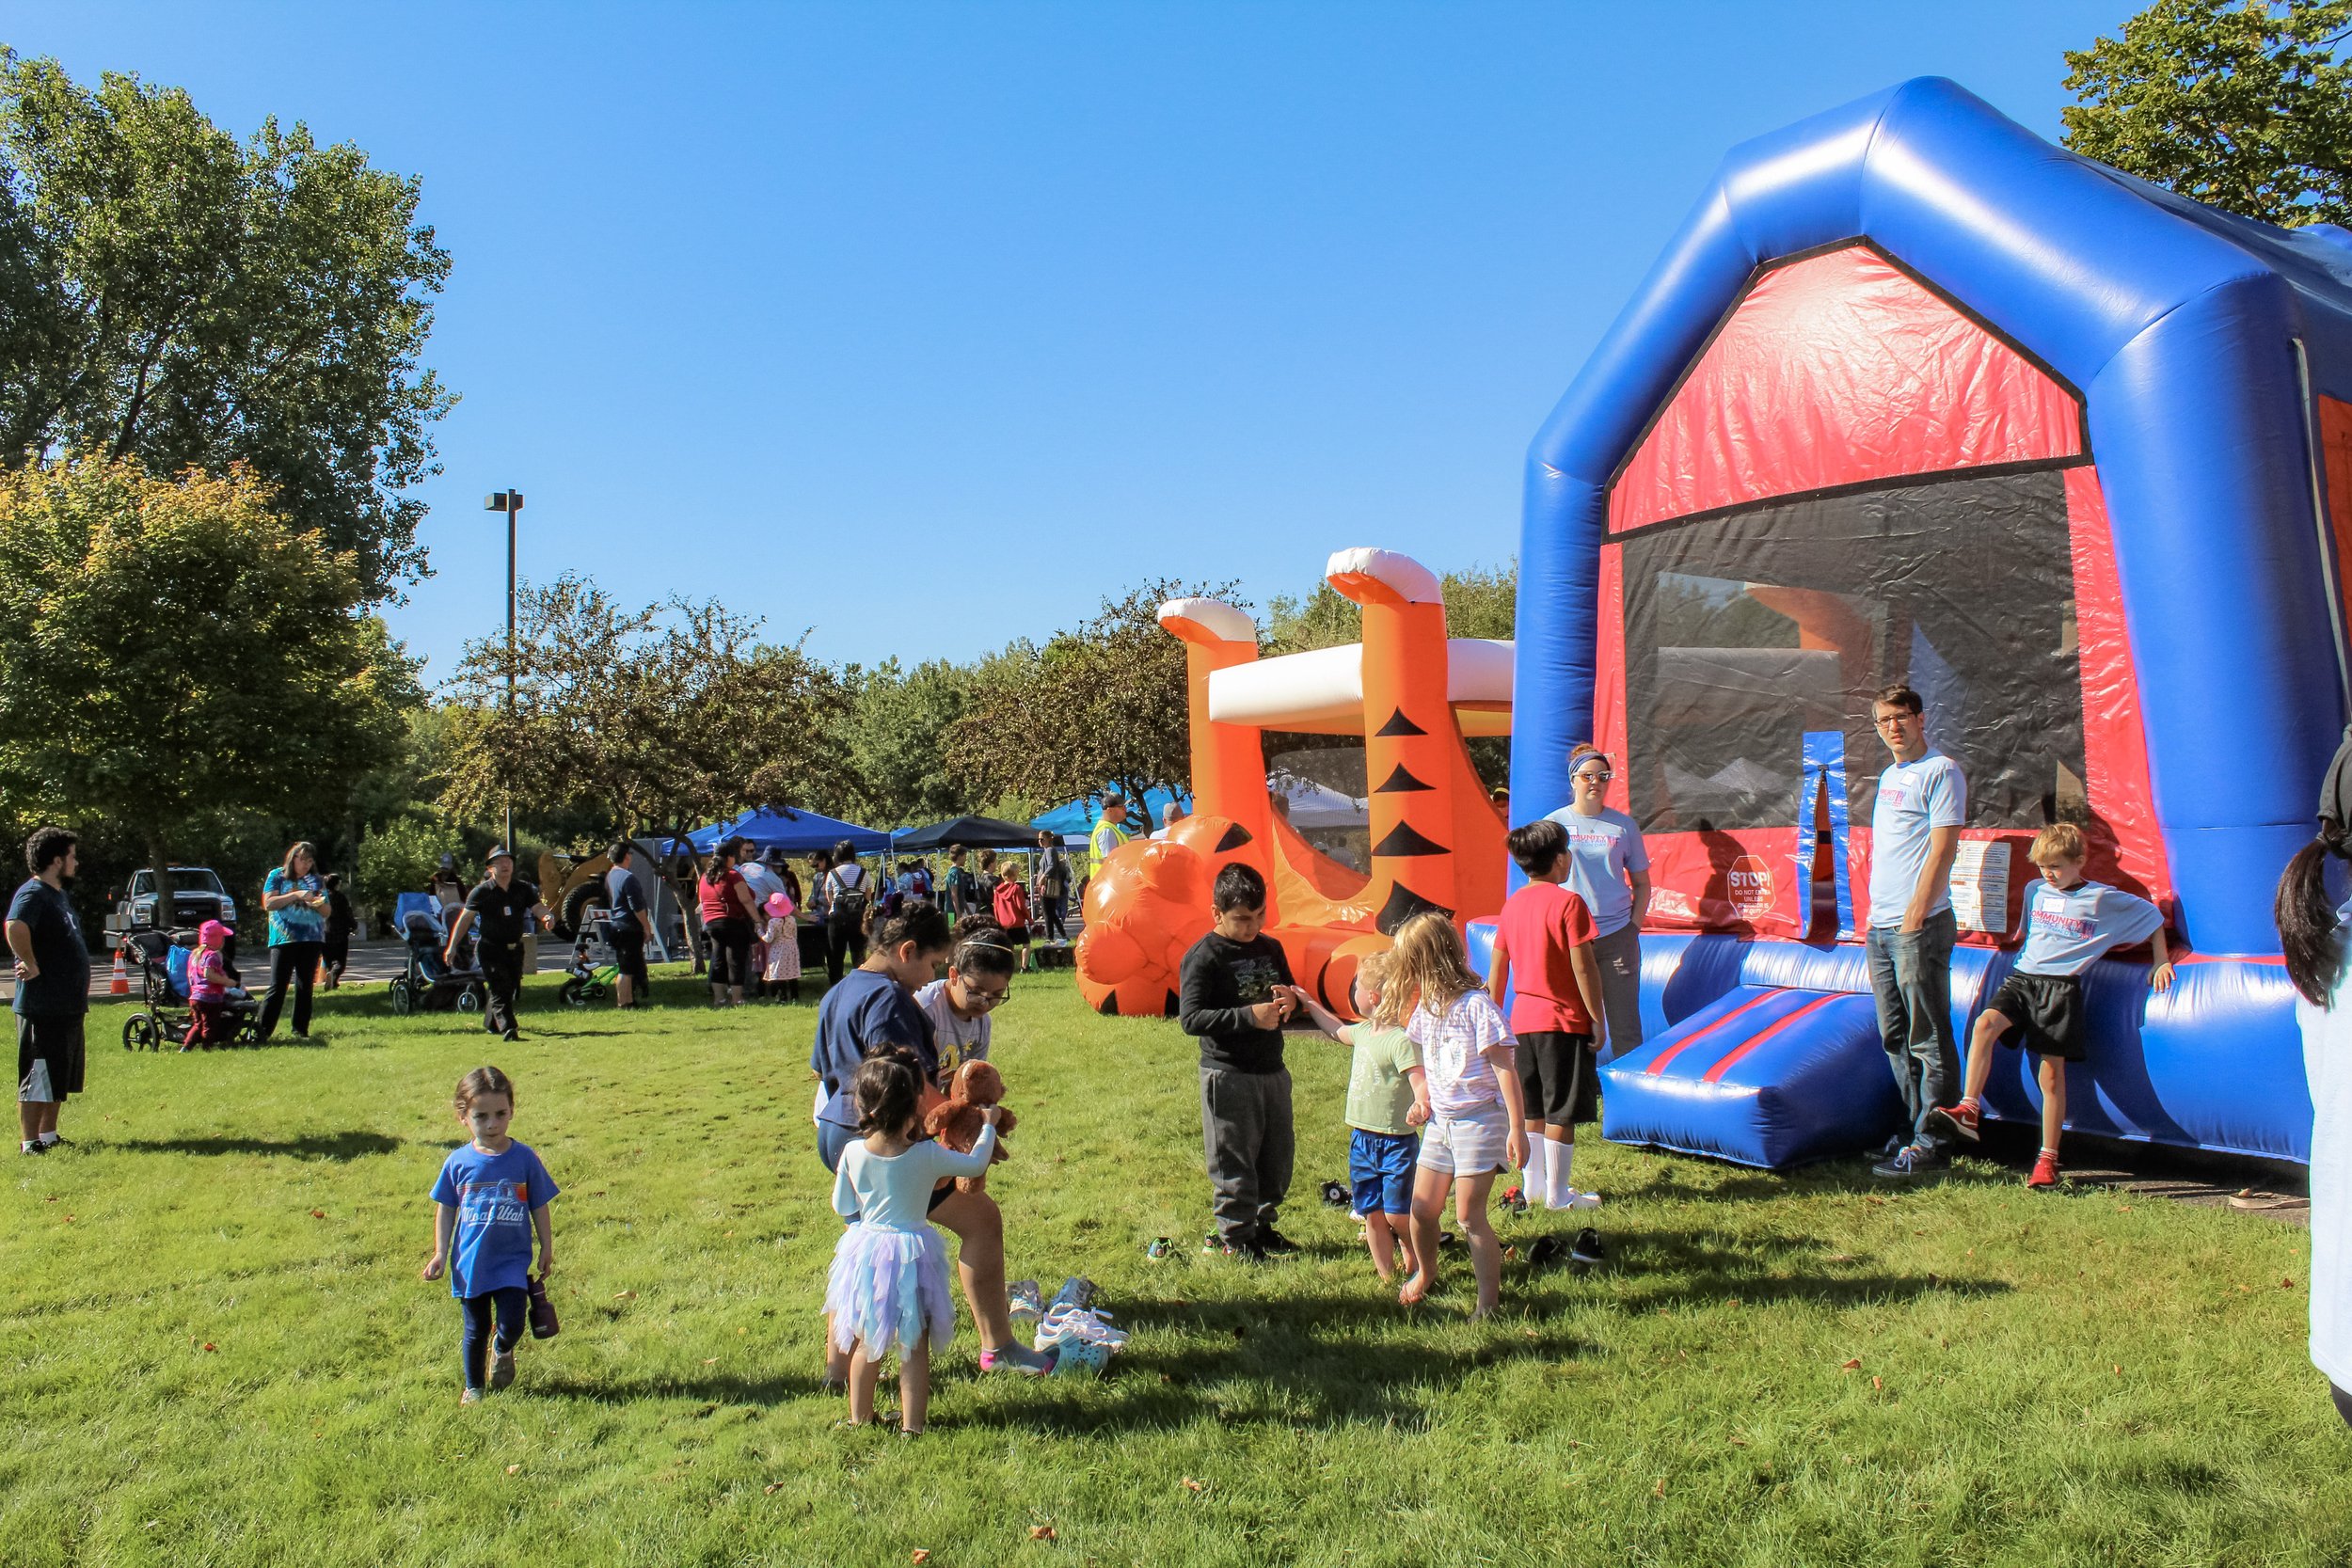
105, 867, 238, 934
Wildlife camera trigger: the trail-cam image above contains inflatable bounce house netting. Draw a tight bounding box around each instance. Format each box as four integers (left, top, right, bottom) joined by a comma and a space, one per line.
1082, 77, 2344, 1170
1516, 77, 2352, 1167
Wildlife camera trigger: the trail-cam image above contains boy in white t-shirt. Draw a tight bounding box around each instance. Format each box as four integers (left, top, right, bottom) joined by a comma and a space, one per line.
1928, 822, 2174, 1189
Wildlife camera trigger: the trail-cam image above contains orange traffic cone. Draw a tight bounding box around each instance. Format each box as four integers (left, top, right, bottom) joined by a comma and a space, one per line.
109, 945, 129, 997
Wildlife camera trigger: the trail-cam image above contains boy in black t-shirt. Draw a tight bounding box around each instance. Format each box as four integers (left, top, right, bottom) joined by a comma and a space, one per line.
1178, 864, 1298, 1260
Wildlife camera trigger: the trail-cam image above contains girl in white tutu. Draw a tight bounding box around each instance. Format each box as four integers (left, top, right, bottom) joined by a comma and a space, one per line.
826, 1053, 1002, 1433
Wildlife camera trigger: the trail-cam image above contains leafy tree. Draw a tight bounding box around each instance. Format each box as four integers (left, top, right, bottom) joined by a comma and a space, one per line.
2063, 0, 2352, 227
438, 572, 857, 855
0, 51, 453, 598
0, 454, 421, 900
1263, 560, 1519, 652
845, 657, 977, 827
950, 581, 1224, 816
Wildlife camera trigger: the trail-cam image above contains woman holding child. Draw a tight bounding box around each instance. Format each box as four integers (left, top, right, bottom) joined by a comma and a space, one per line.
810, 902, 1054, 1379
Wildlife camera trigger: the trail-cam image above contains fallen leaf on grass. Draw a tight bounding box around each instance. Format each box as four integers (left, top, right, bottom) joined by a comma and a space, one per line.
1182, 1477, 1204, 1494
1726, 1437, 1749, 1448
2284, 1276, 2297, 1290
703, 1357, 719, 1365
62, 1215, 72, 1223
764, 1482, 783, 1495
201, 1342, 215, 1353
142, 1521, 159, 1530
1839, 1358, 1861, 1370
913, 1553, 931, 1564
506, 1464, 522, 1476
2112, 1365, 2122, 1376
1652, 1479, 1666, 1498
1870, 1376, 1883, 1390
1029, 1524, 1057, 1541
613, 1291, 637, 1300
310, 1210, 326, 1219
2116, 1204, 2133, 1212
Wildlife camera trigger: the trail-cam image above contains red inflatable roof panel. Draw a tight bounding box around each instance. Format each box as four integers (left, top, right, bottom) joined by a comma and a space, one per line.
1609, 245, 2083, 532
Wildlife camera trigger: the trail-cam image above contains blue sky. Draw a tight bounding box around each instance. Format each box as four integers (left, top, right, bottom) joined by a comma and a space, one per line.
7, 1, 2132, 682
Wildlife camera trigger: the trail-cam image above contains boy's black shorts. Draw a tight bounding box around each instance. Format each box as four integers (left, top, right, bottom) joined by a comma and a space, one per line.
1985, 972, 2086, 1062
1516, 1030, 1598, 1126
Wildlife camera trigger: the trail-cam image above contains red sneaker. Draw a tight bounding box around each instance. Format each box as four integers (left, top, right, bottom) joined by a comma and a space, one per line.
1927, 1101, 1981, 1143
2026, 1151, 2060, 1190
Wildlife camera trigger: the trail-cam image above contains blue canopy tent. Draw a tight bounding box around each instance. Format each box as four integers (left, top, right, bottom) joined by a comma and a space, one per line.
686, 806, 892, 857
1030, 787, 1191, 840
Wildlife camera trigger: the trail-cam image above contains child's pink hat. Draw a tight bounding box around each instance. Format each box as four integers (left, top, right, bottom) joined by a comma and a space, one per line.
198, 919, 230, 947
765, 892, 793, 916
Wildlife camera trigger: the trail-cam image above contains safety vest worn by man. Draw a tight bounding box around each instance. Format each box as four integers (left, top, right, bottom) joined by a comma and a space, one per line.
1089, 813, 1133, 861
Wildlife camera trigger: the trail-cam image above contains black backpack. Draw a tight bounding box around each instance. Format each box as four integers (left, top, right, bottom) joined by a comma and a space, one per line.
826, 867, 868, 934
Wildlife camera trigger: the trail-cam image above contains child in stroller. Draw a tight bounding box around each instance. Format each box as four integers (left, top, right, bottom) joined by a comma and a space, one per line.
119, 925, 260, 1051
389, 894, 488, 1016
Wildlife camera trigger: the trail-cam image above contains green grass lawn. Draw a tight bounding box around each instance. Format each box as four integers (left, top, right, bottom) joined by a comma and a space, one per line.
3, 967, 2344, 1567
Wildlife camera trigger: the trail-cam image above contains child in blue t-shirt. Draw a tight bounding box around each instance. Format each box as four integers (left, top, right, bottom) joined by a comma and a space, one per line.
1929, 822, 2174, 1190
424, 1065, 559, 1405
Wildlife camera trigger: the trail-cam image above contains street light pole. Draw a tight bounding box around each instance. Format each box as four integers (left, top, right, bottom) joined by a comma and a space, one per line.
484, 488, 525, 854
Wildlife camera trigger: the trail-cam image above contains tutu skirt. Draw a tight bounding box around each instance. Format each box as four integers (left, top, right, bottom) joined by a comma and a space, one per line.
824, 1222, 954, 1357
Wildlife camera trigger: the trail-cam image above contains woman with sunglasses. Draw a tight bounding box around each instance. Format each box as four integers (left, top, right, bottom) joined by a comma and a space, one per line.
1543, 744, 1652, 1057
915, 919, 1020, 1075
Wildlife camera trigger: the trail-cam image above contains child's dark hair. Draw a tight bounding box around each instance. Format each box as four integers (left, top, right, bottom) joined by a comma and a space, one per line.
453, 1065, 516, 1113
952, 914, 1018, 979
851, 1053, 921, 1136
2280, 729, 2352, 1006
873, 900, 952, 956
323, 872, 342, 892
1874, 683, 1924, 715
1506, 818, 1567, 875
1212, 863, 1266, 913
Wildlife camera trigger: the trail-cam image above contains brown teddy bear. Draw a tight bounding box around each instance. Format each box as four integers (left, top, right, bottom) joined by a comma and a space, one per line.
924, 1059, 1016, 1193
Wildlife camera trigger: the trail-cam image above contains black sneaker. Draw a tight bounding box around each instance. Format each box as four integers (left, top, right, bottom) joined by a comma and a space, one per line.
1255, 1227, 1301, 1256
1569, 1227, 1605, 1265
1870, 1143, 1948, 1179
1525, 1234, 1566, 1271
20, 1140, 46, 1156
1879, 1132, 1908, 1159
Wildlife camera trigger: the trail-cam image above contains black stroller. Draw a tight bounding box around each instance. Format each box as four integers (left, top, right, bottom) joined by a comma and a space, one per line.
387, 896, 487, 1016
119, 929, 261, 1050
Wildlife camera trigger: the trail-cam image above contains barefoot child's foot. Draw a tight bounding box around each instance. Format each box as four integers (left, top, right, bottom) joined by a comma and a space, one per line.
1397, 1272, 1433, 1307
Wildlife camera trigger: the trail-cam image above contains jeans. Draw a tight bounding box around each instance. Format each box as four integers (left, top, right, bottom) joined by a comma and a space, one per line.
1867, 909, 1959, 1155
1200, 1065, 1295, 1243
256, 941, 321, 1039
480, 941, 524, 1037
459, 1287, 529, 1390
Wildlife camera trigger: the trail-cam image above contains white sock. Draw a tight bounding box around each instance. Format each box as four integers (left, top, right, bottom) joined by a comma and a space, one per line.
1520, 1133, 1549, 1196
1545, 1140, 1578, 1209
36, 1132, 57, 1146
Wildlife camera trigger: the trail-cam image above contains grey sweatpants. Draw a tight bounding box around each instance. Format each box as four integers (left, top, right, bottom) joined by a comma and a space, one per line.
1200, 1065, 1294, 1244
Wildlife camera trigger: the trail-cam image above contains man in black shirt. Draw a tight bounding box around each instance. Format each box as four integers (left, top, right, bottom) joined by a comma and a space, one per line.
604, 841, 653, 1008
7, 828, 91, 1155
445, 847, 547, 1041
1177, 863, 1298, 1260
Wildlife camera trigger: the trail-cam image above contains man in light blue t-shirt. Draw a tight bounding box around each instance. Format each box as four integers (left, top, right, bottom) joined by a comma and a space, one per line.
1865, 684, 1967, 1178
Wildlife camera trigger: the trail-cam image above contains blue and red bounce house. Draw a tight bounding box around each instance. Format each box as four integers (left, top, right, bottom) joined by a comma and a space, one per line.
1503, 77, 2352, 1167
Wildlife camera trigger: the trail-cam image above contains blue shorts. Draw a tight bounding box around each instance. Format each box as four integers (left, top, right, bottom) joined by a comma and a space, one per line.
1349, 1127, 1420, 1216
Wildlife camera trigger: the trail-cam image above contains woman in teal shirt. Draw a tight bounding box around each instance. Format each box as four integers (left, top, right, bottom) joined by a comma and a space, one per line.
257, 841, 328, 1040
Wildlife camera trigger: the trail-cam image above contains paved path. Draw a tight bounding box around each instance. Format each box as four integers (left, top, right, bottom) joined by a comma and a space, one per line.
2, 938, 577, 1006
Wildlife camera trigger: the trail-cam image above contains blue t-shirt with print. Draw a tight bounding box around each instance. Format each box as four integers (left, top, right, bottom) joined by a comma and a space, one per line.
1541, 805, 1650, 936
810, 968, 938, 1131
1867, 752, 1967, 928
429, 1141, 559, 1297
2016, 878, 2163, 977
263, 868, 327, 946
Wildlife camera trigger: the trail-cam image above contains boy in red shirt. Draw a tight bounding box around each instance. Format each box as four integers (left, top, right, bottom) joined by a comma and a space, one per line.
1487, 819, 1606, 1238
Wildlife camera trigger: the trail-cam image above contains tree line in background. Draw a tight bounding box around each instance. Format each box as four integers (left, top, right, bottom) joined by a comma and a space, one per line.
0, 3, 2345, 929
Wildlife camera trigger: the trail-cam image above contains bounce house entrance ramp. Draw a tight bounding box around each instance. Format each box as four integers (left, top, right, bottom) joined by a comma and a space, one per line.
1601, 985, 1902, 1169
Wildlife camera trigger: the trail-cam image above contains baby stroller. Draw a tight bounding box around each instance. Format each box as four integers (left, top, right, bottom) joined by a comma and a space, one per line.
387, 894, 487, 1016
119, 929, 260, 1050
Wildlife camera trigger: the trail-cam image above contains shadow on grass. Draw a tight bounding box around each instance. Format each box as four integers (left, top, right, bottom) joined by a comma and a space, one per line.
104, 1132, 405, 1161
1557, 1230, 2014, 1315
532, 1370, 828, 1405
953, 1292, 1594, 1433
